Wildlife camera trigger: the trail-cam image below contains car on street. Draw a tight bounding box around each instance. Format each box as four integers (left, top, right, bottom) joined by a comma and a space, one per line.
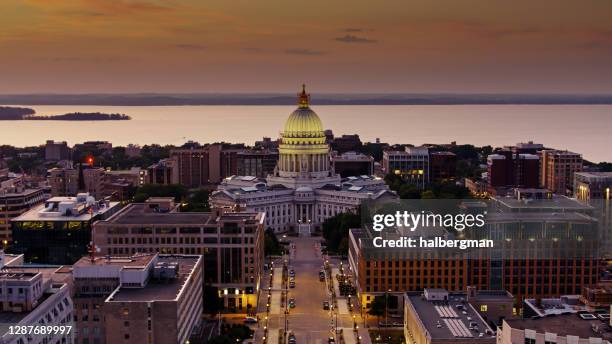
322, 300, 330, 310
289, 298, 296, 308
289, 280, 295, 288
243, 316, 258, 324
288, 334, 297, 344
328, 337, 335, 344
289, 269, 295, 277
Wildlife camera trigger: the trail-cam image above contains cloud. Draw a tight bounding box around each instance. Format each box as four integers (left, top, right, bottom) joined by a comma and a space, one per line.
334, 34, 377, 44
242, 47, 264, 53
173, 44, 207, 50
284, 48, 327, 56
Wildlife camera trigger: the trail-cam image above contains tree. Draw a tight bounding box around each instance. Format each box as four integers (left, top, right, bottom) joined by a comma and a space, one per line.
264, 228, 282, 256
181, 189, 210, 212
321, 212, 360, 254
203, 285, 222, 314
367, 295, 386, 323
368, 293, 398, 324
133, 184, 188, 202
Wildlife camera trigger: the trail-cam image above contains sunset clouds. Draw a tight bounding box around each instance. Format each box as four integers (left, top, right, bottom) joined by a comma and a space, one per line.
1, 0, 612, 93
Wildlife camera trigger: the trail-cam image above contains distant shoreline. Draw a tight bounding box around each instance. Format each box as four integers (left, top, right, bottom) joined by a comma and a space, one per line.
0, 107, 131, 121
2, 93, 612, 106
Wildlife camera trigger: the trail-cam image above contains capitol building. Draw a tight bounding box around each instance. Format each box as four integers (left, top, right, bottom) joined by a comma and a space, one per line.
210, 86, 396, 233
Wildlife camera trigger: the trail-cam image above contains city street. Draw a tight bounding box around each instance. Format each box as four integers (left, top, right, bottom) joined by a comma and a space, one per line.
254, 236, 371, 344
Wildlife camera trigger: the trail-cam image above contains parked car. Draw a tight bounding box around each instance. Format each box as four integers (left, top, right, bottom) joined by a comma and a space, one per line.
243, 316, 258, 324
289, 281, 295, 288
323, 301, 330, 310
289, 298, 296, 308
288, 334, 297, 344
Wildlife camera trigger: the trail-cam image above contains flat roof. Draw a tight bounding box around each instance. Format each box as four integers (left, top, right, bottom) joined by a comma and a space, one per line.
406, 292, 495, 341
101, 203, 262, 225
13, 200, 120, 222
486, 212, 596, 223
492, 196, 592, 211
74, 253, 157, 268
102, 204, 212, 225
0, 188, 43, 198
107, 256, 199, 302
505, 314, 612, 340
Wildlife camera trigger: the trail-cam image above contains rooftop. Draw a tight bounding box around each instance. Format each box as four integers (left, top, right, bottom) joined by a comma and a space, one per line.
492, 195, 593, 211
504, 314, 612, 341
13, 193, 119, 222
406, 291, 495, 341
100, 203, 262, 226
106, 255, 200, 302
575, 172, 612, 180
74, 253, 157, 268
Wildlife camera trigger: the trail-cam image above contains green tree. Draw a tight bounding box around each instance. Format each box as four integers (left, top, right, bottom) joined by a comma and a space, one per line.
133, 184, 188, 202
203, 285, 223, 315
180, 189, 211, 212
264, 228, 283, 256
368, 293, 398, 324
322, 212, 360, 254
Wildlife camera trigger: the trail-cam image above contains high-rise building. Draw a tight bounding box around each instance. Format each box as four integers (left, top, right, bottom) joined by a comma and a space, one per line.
574, 172, 612, 201
331, 151, 374, 177
92, 199, 264, 312
11, 193, 121, 264
171, 143, 243, 187
349, 197, 602, 312
429, 151, 457, 182
47, 167, 79, 196
236, 149, 279, 178
540, 150, 582, 195
382, 146, 430, 189
0, 260, 74, 344
147, 158, 178, 185
487, 151, 539, 189
44, 140, 72, 161
72, 253, 203, 344
0, 182, 46, 245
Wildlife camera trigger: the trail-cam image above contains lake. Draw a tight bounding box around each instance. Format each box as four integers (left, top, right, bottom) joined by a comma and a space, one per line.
0, 104, 610, 162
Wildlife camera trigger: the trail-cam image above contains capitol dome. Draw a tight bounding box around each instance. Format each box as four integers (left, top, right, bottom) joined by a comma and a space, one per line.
282, 85, 324, 138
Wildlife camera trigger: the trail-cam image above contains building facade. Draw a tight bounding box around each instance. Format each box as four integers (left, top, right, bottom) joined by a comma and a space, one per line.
575, 172, 612, 201
10, 193, 120, 264
72, 253, 203, 344
92, 200, 264, 312
331, 151, 374, 177
540, 150, 583, 195
382, 146, 430, 189
236, 149, 279, 178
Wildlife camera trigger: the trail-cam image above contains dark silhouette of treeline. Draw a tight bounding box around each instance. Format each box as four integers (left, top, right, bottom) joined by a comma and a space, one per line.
0, 107, 130, 121
0, 106, 35, 119
25, 112, 131, 121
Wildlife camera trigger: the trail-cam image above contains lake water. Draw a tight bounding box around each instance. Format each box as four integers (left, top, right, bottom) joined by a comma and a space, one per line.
0, 104, 610, 162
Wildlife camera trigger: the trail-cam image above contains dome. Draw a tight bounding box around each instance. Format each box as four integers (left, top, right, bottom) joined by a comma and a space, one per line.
282, 85, 324, 138
283, 108, 324, 137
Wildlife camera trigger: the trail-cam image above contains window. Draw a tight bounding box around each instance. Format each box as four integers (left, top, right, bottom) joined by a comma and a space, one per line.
524, 339, 535, 344
480, 304, 488, 312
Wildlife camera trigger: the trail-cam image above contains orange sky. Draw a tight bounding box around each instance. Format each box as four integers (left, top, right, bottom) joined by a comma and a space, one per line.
1, 0, 612, 93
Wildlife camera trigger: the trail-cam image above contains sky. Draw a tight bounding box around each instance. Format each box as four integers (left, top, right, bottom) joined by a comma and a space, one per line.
1, 0, 612, 94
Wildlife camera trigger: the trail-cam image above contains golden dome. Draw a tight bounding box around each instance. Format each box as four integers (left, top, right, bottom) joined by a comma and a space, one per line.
282, 85, 324, 138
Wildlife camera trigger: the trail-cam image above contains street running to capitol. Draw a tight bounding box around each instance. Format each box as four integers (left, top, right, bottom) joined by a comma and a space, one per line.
372, 236, 494, 249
